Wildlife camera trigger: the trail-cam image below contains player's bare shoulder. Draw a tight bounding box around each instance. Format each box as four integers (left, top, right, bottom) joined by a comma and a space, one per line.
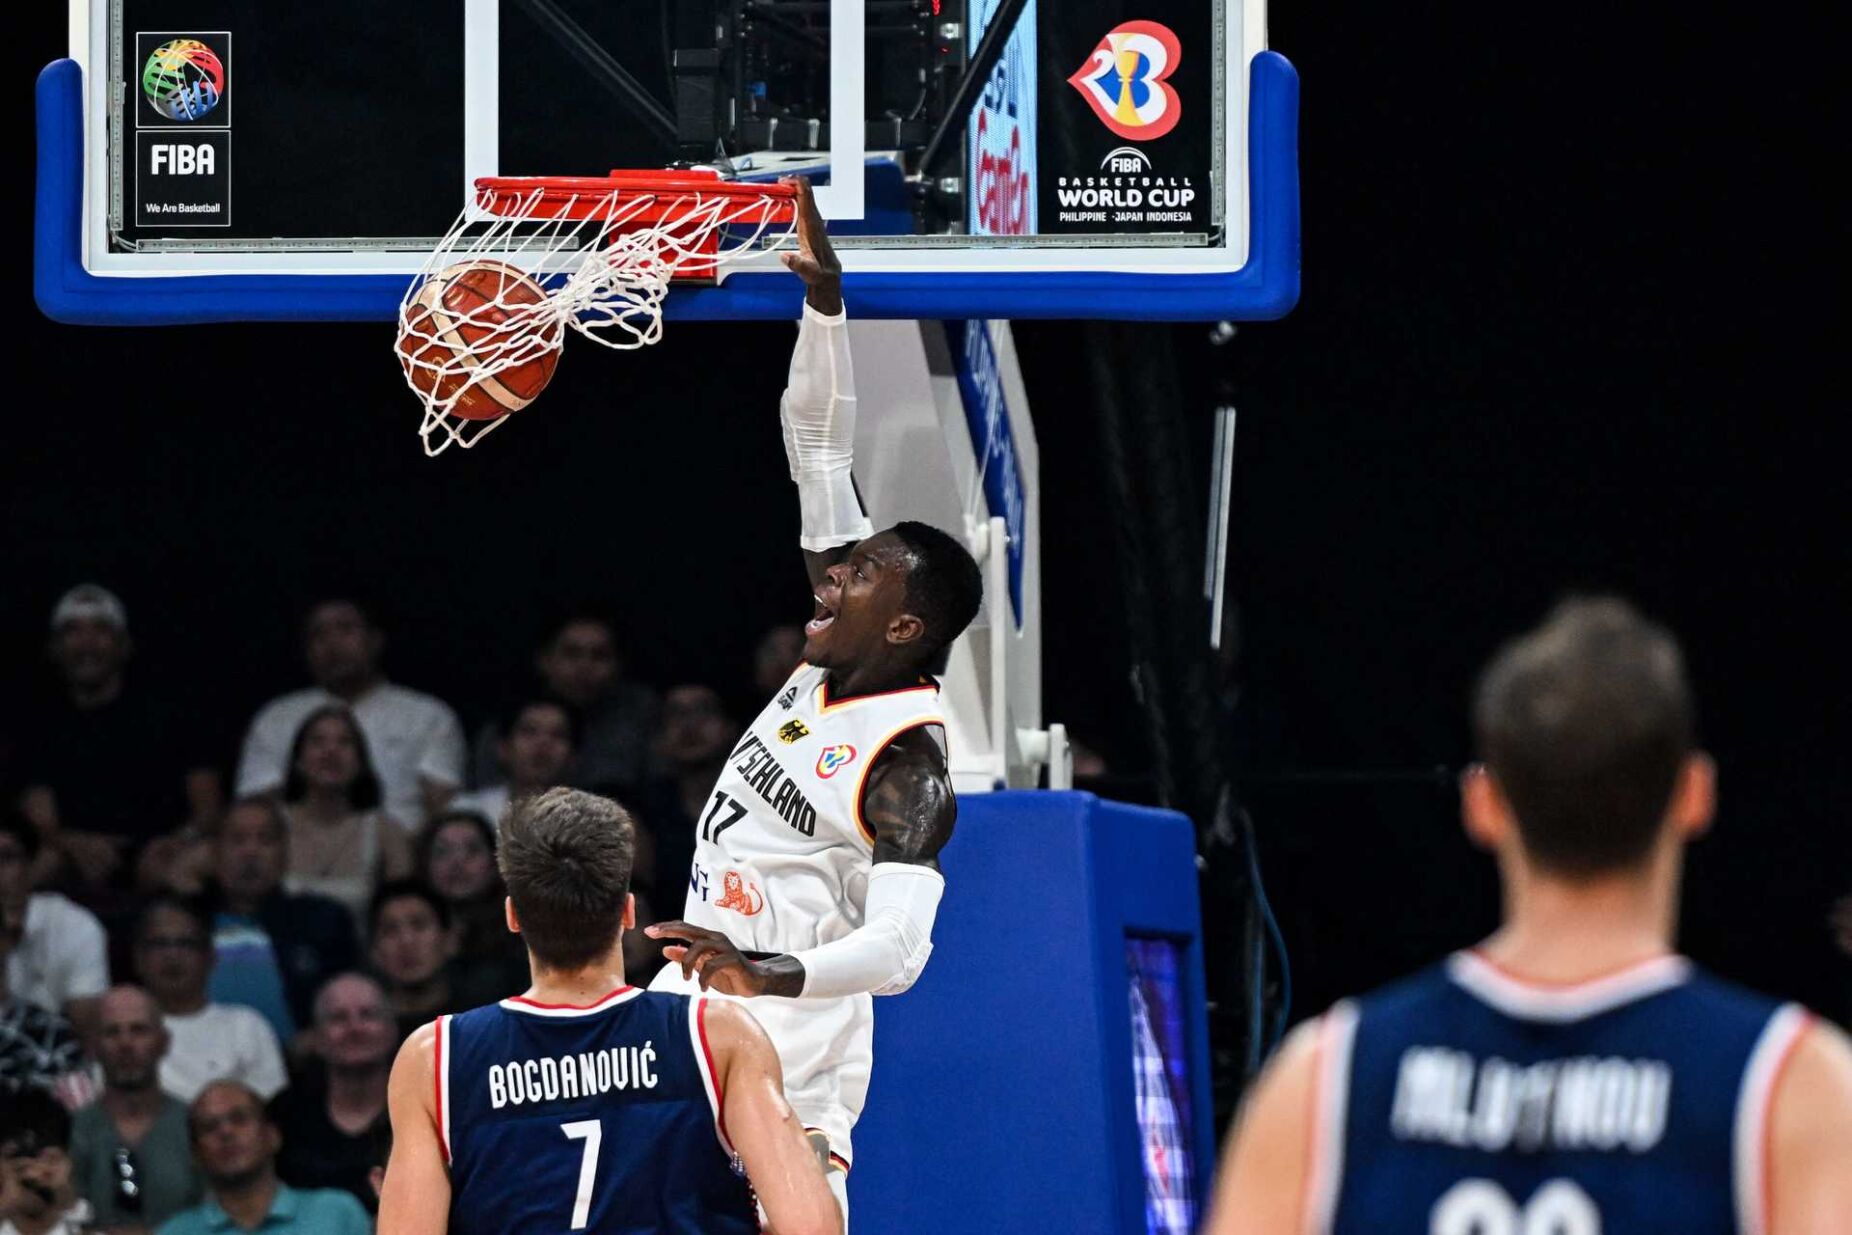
1768, 1016, 1852, 1228
699, 998, 782, 1072
1202, 1016, 1326, 1235
394, 1020, 440, 1079
388, 1019, 442, 1115
862, 724, 956, 868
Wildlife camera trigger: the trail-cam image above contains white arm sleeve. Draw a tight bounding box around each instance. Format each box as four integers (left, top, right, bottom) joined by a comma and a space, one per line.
780, 301, 873, 552
788, 862, 945, 999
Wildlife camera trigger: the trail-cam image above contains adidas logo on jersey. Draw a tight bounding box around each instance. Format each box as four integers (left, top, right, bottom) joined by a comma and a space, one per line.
777, 685, 799, 710
778, 719, 810, 744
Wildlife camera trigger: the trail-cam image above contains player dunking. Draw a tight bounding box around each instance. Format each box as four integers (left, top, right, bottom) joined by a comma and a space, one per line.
376, 788, 840, 1235
645, 178, 985, 1228
1205, 599, 1852, 1234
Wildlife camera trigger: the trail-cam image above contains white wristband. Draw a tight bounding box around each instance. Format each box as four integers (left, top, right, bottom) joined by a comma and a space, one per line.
794, 472, 873, 554
791, 862, 945, 999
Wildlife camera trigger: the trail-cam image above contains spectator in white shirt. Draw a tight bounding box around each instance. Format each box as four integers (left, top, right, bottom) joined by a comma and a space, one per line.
0, 815, 107, 1046
235, 598, 463, 831
130, 898, 285, 1103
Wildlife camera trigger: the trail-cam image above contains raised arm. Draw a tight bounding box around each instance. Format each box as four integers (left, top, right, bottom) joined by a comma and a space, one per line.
377, 1022, 452, 1235
649, 727, 952, 1001
777, 178, 869, 591
705, 1000, 843, 1235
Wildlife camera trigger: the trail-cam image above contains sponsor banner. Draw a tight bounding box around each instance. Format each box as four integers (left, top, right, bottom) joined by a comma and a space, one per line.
947, 320, 1026, 628
1038, 3, 1212, 235
967, 0, 1038, 236
135, 31, 232, 228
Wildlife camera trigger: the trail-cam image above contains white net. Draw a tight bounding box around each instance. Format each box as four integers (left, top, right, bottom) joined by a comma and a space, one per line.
397, 176, 796, 456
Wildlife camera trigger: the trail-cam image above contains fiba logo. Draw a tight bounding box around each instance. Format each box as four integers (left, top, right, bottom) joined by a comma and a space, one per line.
1100, 146, 1153, 174
815, 744, 857, 779
1066, 21, 1182, 142
142, 39, 225, 122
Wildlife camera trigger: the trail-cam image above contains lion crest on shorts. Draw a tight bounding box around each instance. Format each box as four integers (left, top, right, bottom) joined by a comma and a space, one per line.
714, 870, 765, 916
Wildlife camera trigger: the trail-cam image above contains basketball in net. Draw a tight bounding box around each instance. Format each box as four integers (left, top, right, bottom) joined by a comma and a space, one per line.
398, 171, 798, 456
396, 261, 563, 421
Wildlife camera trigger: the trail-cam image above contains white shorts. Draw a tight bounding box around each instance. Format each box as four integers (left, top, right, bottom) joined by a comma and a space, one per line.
648, 963, 873, 1170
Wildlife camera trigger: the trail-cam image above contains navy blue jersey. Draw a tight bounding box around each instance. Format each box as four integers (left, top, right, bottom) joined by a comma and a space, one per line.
438, 987, 757, 1235
1305, 952, 1809, 1235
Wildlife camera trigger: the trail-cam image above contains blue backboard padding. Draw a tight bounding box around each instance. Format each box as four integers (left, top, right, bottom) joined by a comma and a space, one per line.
35, 52, 1297, 325
849, 791, 1214, 1233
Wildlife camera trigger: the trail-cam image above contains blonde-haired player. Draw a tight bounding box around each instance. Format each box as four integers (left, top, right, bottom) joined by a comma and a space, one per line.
645, 178, 985, 1230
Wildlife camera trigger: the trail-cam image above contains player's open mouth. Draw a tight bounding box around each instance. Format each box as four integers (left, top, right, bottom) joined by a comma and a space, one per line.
807, 594, 836, 635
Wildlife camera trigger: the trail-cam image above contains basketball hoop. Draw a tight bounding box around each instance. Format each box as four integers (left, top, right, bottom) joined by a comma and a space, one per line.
397, 170, 799, 456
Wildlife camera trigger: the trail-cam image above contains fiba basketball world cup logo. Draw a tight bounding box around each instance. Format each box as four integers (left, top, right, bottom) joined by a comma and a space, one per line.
142, 39, 225, 122
1066, 21, 1182, 142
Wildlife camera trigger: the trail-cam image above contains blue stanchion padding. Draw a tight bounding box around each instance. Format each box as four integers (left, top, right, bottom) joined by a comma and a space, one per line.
849, 791, 1214, 1233
36, 53, 1297, 326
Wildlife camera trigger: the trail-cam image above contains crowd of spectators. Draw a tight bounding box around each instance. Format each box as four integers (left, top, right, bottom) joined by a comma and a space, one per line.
1, 584, 797, 1233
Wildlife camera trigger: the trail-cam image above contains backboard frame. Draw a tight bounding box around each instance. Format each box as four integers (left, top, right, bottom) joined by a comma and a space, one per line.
36, 1, 1298, 324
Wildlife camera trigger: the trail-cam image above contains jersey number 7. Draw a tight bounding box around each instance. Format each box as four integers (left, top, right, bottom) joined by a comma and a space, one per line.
561, 1120, 603, 1230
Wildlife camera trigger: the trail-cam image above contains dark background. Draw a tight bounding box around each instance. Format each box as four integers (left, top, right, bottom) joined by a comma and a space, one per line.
7, 0, 1845, 1053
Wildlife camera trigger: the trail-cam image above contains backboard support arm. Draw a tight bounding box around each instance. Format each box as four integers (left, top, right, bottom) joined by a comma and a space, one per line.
915, 0, 1033, 180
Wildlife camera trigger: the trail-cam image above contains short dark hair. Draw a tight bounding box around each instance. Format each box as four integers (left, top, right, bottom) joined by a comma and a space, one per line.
187, 1080, 269, 1141
499, 697, 580, 749
367, 879, 452, 937
889, 520, 984, 671
281, 704, 384, 812
416, 809, 500, 881
497, 788, 634, 972
0, 809, 40, 862
304, 595, 378, 633
1473, 597, 1695, 876
134, 894, 212, 943
539, 610, 619, 652
0, 1087, 70, 1156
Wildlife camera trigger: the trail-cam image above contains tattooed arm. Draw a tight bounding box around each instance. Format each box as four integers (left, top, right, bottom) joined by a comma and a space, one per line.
862, 726, 958, 870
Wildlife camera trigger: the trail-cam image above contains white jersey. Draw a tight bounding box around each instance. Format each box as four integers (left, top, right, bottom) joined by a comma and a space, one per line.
681, 663, 945, 955
656, 662, 945, 1179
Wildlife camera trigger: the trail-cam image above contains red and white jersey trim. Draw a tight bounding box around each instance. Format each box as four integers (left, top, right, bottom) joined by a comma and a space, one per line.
1446, 950, 1692, 1023
1732, 1003, 1810, 1235
1300, 1000, 1358, 1235
497, 986, 644, 1018
688, 996, 735, 1158
435, 1014, 453, 1164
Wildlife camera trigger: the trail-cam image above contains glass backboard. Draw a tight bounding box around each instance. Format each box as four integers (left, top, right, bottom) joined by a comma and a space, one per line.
37, 0, 1297, 323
